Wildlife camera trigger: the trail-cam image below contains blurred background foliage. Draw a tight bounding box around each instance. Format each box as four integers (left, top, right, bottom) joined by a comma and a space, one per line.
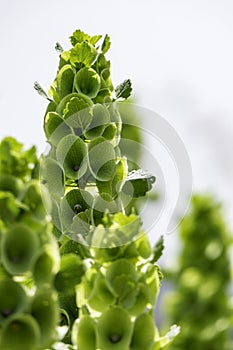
0, 137, 60, 350
162, 195, 233, 350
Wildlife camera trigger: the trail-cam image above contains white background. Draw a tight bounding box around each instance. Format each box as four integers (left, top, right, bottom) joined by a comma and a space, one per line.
1, 0, 233, 265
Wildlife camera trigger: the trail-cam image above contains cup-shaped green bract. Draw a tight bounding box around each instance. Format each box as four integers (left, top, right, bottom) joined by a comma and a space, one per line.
84, 103, 110, 139
0, 174, 23, 197
62, 95, 96, 135
22, 180, 46, 219
130, 313, 155, 350
0, 192, 20, 223
96, 306, 133, 350
44, 111, 72, 146
0, 279, 27, 324
56, 134, 87, 179
74, 67, 101, 98
55, 64, 75, 100
73, 315, 97, 350
128, 283, 151, 316
92, 193, 120, 226
55, 253, 85, 294
50, 199, 63, 239
31, 288, 58, 348
140, 264, 160, 307
57, 92, 93, 116
88, 136, 116, 181
60, 189, 93, 231
1, 223, 40, 275
0, 314, 40, 350
33, 249, 57, 285
88, 272, 116, 312
76, 268, 98, 309
40, 157, 65, 199
105, 259, 138, 309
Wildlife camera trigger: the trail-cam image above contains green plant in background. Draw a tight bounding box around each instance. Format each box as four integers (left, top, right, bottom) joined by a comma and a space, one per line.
37, 29, 179, 349
0, 137, 60, 350
164, 195, 233, 350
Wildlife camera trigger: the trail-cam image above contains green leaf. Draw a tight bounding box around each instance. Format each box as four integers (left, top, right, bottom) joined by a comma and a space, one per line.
152, 326, 180, 350
70, 42, 98, 67
34, 81, 51, 100
90, 35, 102, 45
101, 34, 111, 54
122, 169, 156, 198
55, 42, 64, 53
151, 236, 164, 263
70, 30, 91, 45
115, 79, 132, 100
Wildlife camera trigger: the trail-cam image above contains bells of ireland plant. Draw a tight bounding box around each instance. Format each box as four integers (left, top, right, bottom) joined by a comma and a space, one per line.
164, 195, 233, 350
0, 137, 60, 350
36, 29, 179, 349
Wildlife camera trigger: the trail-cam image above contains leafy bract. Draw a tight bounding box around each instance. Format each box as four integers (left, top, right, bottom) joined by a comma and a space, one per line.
101, 34, 111, 54
151, 236, 164, 263
70, 42, 98, 68
115, 79, 132, 100
70, 29, 102, 47
63, 97, 93, 131
122, 169, 156, 198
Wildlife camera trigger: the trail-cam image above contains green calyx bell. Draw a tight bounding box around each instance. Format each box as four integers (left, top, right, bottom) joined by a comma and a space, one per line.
74, 67, 101, 98
97, 306, 133, 350
1, 223, 40, 275
0, 314, 40, 350
0, 278, 27, 324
